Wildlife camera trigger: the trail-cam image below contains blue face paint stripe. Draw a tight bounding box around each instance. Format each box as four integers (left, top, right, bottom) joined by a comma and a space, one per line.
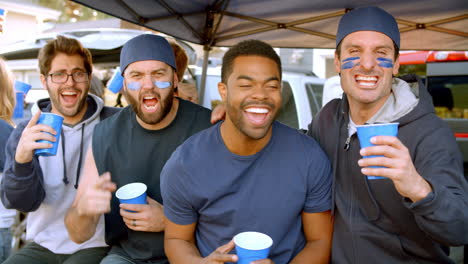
341, 61, 360, 69
377, 57, 394, 68
127, 82, 141, 91
341, 57, 360, 70
155, 81, 171, 89
126, 81, 171, 90
342, 57, 360, 62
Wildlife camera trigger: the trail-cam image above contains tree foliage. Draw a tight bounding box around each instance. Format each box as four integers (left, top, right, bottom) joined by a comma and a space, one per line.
36, 0, 110, 23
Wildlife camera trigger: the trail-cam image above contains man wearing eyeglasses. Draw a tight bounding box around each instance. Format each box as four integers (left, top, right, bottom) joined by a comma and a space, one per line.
1, 35, 119, 264
64, 34, 212, 264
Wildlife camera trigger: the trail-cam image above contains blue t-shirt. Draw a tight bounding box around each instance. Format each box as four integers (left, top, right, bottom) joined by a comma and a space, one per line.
0, 120, 13, 172
161, 121, 332, 263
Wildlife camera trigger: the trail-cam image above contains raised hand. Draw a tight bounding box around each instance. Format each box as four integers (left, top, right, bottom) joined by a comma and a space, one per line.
15, 111, 57, 163
358, 135, 432, 202
76, 172, 116, 216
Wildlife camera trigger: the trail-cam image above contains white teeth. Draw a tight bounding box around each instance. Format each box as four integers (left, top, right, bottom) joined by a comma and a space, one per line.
62, 91, 77, 95
359, 82, 375, 87
144, 96, 155, 99
245, 107, 269, 114
356, 76, 377, 81
143, 104, 156, 110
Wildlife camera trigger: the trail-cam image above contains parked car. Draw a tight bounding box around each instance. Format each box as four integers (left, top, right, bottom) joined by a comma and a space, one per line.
400, 51, 468, 177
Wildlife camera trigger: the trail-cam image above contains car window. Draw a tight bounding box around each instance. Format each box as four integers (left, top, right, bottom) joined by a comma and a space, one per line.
429, 75, 468, 119
305, 82, 323, 118
276, 81, 299, 129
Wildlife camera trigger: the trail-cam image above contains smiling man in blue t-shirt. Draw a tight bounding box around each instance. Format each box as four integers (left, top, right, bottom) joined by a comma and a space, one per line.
161, 39, 333, 264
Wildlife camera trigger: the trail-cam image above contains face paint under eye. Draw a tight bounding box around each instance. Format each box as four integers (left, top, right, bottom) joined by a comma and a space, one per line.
341, 57, 360, 70
377, 57, 394, 68
127, 82, 141, 91
154, 81, 171, 89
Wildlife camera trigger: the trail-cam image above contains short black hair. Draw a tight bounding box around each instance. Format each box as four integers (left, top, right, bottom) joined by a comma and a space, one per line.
221, 39, 282, 83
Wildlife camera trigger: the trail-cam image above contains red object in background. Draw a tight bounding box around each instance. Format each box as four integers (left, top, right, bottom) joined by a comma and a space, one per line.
426, 51, 468, 62
399, 51, 430, 65
400, 51, 468, 65
455, 133, 468, 138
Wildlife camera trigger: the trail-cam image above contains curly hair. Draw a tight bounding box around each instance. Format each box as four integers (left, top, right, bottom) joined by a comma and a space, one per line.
221, 39, 282, 83
0, 57, 15, 125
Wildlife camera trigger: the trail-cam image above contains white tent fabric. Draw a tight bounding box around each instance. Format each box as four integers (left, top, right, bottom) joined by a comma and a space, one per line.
73, 0, 468, 50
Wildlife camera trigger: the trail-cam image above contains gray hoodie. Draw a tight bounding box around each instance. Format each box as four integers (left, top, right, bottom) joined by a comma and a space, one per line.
1, 94, 119, 254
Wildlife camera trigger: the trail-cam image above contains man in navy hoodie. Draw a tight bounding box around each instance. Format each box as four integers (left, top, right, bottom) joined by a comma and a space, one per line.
308, 6, 468, 263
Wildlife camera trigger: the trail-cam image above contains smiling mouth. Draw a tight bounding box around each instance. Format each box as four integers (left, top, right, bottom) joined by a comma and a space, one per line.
244, 107, 270, 125
355, 75, 378, 87
61, 90, 79, 104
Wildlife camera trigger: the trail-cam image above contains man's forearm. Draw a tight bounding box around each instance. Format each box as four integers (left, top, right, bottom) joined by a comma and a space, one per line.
289, 240, 331, 264
65, 206, 100, 244
166, 238, 203, 264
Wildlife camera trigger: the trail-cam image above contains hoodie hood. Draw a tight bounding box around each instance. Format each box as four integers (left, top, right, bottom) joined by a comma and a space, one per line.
32, 93, 105, 129
342, 74, 434, 127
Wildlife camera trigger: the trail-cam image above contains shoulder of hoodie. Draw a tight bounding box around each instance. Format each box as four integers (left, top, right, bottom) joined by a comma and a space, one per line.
0, 119, 13, 134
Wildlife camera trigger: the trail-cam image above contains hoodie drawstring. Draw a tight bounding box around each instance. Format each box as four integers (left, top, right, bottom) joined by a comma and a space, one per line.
60, 123, 86, 189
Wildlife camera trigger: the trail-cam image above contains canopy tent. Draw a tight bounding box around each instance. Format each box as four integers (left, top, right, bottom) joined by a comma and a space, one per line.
72, 0, 468, 100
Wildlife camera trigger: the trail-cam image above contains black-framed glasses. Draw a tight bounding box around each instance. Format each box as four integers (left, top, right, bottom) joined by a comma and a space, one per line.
48, 71, 89, 84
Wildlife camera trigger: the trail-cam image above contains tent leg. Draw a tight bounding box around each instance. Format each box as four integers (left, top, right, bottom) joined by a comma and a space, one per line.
199, 46, 211, 107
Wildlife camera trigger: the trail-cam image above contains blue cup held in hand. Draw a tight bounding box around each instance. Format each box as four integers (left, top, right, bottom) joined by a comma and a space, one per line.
234, 232, 273, 264
35, 113, 64, 156
356, 122, 399, 180
116, 183, 147, 212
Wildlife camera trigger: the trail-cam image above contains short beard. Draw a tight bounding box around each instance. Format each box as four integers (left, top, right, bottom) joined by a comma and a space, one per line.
124, 88, 174, 125
46, 83, 88, 117
226, 98, 277, 140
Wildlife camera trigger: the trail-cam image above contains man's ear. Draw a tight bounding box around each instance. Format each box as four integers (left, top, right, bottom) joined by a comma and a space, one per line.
334, 53, 341, 74
173, 71, 179, 90
393, 56, 400, 76
40, 74, 47, 89
218, 82, 227, 102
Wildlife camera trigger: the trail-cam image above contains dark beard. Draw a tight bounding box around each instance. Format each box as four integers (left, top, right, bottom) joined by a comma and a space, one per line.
124, 89, 174, 125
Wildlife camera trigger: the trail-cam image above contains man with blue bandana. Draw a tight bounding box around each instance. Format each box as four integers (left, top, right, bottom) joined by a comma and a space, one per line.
308, 6, 468, 263
64, 34, 212, 264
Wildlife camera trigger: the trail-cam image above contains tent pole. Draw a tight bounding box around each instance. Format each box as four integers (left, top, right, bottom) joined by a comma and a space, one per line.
199, 46, 211, 107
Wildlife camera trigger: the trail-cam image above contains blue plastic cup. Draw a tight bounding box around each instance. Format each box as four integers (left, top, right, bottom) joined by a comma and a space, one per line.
14, 80, 32, 95
34, 113, 64, 156
116, 183, 147, 211
234, 232, 273, 264
356, 123, 399, 180
13, 92, 24, 119
107, 68, 123, 93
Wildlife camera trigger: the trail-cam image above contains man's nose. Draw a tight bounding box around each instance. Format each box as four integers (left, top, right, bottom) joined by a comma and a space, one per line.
65, 74, 76, 85
359, 53, 377, 71
141, 74, 154, 90
251, 85, 268, 100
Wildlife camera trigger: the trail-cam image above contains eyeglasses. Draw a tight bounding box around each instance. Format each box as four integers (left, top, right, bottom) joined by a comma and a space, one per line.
48, 71, 89, 84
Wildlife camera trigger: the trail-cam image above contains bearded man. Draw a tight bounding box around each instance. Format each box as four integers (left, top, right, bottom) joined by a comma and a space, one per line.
65, 34, 211, 264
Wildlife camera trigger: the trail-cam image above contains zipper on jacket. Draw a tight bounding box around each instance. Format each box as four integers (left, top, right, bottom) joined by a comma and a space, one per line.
344, 136, 351, 151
